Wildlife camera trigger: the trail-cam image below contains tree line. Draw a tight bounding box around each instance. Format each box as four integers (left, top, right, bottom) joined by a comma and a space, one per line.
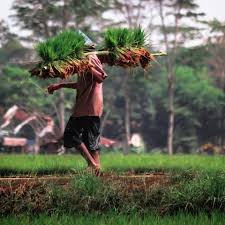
0, 0, 224, 154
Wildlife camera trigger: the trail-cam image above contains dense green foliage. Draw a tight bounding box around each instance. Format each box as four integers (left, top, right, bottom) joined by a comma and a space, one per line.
103, 64, 224, 151
1, 66, 48, 108
0, 65, 58, 111
0, 38, 224, 152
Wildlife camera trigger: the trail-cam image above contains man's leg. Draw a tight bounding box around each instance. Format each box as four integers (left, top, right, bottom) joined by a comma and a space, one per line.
64, 117, 98, 168
88, 150, 100, 176
80, 116, 101, 173
76, 143, 98, 168
90, 151, 100, 169
80, 150, 91, 166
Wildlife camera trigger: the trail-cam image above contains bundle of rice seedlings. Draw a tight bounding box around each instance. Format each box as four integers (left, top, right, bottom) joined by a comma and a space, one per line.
98, 27, 155, 69
30, 28, 165, 79
30, 29, 91, 79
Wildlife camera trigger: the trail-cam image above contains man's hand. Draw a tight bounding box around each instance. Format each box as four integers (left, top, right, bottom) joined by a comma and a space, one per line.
47, 82, 77, 94
47, 84, 60, 94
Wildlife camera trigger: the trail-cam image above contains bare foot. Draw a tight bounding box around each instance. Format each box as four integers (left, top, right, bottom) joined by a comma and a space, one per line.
94, 164, 101, 177
85, 164, 101, 176
85, 166, 94, 173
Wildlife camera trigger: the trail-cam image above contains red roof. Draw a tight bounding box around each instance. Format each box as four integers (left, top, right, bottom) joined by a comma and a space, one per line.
100, 137, 117, 148
15, 110, 30, 121
3, 137, 27, 147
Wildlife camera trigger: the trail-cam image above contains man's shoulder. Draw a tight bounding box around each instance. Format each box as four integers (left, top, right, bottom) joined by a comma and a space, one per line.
88, 54, 101, 65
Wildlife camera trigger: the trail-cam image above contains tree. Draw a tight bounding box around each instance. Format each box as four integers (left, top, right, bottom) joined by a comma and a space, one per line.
11, 0, 108, 41
0, 20, 17, 47
11, 0, 109, 134
173, 66, 224, 151
154, 0, 204, 154
0, 66, 55, 113
205, 19, 225, 145
103, 0, 154, 154
206, 19, 225, 89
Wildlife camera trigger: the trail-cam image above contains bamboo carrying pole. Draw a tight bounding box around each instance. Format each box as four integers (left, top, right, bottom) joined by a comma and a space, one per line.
84, 51, 167, 56
11, 51, 167, 66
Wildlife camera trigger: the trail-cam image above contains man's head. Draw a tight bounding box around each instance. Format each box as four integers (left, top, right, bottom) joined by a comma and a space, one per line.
78, 30, 96, 49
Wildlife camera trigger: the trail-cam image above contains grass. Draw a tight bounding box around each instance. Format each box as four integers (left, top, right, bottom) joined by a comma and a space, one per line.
0, 153, 224, 176
1, 171, 225, 215
0, 212, 225, 225
0, 153, 225, 215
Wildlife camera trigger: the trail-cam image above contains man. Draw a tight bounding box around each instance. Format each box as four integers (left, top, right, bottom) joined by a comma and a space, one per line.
47, 53, 107, 174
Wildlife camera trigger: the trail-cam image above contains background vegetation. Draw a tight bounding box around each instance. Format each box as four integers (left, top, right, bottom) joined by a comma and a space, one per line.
0, 0, 224, 154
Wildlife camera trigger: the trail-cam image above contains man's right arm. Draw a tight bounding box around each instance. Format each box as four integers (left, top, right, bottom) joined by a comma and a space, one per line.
89, 54, 108, 83
47, 82, 77, 94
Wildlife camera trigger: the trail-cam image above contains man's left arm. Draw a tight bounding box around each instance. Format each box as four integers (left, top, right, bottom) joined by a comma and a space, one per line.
47, 82, 77, 94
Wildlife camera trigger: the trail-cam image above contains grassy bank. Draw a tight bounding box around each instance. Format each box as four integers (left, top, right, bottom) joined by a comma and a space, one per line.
1, 172, 225, 215
0, 212, 225, 225
0, 154, 225, 215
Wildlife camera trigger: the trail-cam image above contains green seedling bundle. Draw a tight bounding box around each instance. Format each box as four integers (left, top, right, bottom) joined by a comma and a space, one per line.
30, 28, 165, 79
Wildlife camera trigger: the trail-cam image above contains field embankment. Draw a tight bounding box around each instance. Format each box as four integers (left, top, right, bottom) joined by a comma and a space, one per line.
0, 154, 225, 216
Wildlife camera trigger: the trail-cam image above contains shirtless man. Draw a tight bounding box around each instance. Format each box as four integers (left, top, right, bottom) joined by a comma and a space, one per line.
47, 54, 107, 173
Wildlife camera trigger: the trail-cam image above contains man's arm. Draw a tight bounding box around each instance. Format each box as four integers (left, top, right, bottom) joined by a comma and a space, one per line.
47, 82, 77, 94
90, 67, 107, 83
89, 54, 108, 83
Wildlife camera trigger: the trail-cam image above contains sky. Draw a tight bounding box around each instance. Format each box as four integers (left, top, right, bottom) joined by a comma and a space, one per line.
1, 0, 225, 24
0, 0, 224, 42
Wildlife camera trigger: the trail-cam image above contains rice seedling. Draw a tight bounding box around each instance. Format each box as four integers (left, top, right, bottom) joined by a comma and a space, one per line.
100, 27, 155, 68
103, 27, 146, 49
30, 28, 165, 79
36, 29, 86, 63
31, 29, 90, 79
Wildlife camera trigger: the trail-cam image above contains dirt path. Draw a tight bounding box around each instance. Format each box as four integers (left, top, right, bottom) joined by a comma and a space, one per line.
0, 172, 171, 192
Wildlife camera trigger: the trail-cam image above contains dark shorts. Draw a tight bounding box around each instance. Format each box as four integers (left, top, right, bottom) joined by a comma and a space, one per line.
63, 116, 101, 151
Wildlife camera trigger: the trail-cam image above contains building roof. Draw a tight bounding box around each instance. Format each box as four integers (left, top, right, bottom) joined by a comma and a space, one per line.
3, 137, 27, 147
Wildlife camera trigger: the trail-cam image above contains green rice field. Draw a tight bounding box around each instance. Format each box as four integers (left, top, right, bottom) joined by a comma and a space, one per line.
0, 212, 225, 225
0, 153, 225, 224
0, 153, 224, 176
